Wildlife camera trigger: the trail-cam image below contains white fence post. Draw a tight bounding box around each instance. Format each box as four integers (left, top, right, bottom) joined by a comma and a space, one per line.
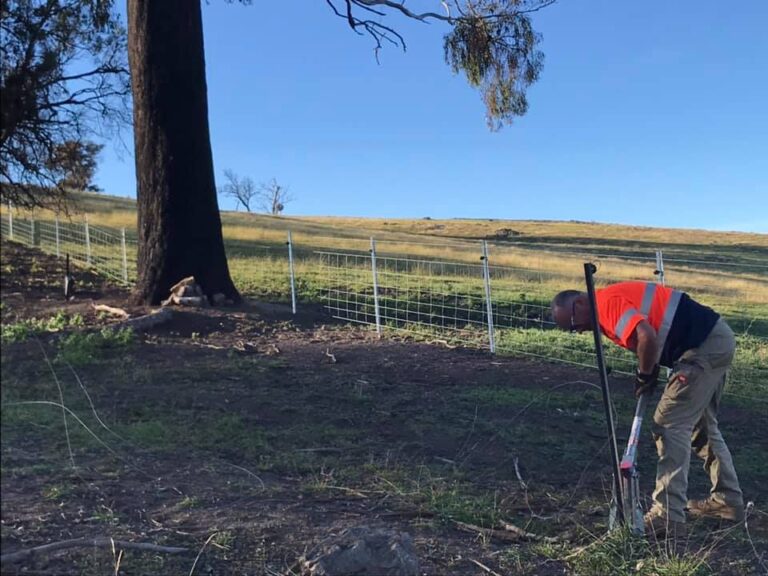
481, 240, 496, 353
7, 202, 12, 240
655, 249, 665, 286
55, 215, 61, 257
84, 217, 91, 265
121, 228, 129, 283
287, 231, 297, 314
370, 237, 382, 336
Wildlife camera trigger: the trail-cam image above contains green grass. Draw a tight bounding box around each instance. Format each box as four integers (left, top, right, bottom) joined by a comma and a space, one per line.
3, 192, 766, 395
1, 312, 84, 344
567, 528, 714, 576
56, 327, 134, 365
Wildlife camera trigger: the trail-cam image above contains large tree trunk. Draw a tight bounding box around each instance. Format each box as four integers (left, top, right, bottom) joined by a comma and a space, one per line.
127, 0, 240, 305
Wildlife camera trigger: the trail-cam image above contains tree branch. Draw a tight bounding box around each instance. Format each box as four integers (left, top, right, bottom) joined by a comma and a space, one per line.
0, 537, 188, 565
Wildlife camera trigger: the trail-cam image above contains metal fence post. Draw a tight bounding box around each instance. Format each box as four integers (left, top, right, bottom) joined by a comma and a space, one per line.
481, 240, 496, 353
287, 231, 297, 314
30, 219, 35, 246
370, 237, 382, 336
121, 228, 129, 283
55, 215, 61, 257
84, 217, 91, 265
655, 250, 665, 286
7, 202, 12, 240
655, 249, 670, 379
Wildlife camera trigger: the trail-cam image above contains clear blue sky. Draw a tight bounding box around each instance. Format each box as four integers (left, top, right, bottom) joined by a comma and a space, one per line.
98, 1, 768, 233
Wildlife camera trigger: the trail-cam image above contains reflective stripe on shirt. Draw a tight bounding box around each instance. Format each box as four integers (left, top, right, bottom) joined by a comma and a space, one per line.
655, 289, 682, 363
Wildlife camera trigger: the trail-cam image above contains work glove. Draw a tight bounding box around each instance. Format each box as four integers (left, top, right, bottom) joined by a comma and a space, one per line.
634, 365, 660, 398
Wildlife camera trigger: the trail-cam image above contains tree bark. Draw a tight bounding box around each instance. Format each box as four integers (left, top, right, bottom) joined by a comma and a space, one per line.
127, 0, 240, 304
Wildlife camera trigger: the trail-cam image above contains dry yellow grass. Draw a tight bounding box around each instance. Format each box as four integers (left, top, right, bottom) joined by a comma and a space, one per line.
3, 192, 766, 310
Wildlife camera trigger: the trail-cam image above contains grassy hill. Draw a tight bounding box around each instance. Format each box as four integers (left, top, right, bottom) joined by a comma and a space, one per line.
2, 192, 766, 395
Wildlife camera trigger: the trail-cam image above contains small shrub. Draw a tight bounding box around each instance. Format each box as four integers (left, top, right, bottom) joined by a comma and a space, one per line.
1, 322, 33, 343
57, 328, 134, 365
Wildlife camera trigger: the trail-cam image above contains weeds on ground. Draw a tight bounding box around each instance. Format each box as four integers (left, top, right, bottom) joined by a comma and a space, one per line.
56, 328, 133, 365
567, 527, 714, 576
1, 312, 84, 343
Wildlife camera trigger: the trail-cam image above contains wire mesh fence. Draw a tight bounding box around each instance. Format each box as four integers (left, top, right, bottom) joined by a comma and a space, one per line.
320, 241, 767, 399
0, 213, 136, 284
1, 207, 765, 398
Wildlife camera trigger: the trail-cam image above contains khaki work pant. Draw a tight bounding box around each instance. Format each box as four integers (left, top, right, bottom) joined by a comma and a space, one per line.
651, 318, 744, 522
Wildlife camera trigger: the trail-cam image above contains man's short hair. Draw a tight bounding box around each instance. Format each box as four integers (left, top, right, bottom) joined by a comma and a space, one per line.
552, 289, 582, 308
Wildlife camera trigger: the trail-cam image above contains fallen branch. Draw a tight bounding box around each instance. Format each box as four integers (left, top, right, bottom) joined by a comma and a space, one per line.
469, 558, 503, 576
499, 520, 559, 544
453, 520, 523, 543
1, 537, 188, 565
91, 303, 130, 319
114, 308, 173, 332
453, 520, 558, 544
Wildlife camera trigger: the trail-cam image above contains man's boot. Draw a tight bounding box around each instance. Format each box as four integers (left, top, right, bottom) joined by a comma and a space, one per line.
686, 498, 745, 522
643, 510, 686, 539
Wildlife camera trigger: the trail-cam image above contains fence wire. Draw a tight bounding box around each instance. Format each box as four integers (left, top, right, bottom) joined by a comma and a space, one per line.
1, 210, 765, 398
320, 245, 767, 399
1, 215, 136, 284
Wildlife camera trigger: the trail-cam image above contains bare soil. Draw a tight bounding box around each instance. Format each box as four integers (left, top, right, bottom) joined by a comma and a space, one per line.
1, 241, 766, 575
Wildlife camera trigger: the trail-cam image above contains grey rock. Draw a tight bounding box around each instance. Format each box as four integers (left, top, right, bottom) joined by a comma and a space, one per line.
303, 527, 419, 576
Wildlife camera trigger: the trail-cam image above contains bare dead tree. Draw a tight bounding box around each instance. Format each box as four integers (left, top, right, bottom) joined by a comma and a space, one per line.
0, 0, 130, 210
324, 0, 553, 129
220, 168, 257, 212
257, 178, 292, 215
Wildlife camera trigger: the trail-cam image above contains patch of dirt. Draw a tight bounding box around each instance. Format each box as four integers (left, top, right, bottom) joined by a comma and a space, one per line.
1, 240, 766, 575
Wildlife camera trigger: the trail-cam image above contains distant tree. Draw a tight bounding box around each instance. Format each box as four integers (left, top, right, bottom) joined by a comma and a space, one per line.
0, 0, 130, 209
220, 169, 257, 212
45, 140, 103, 192
258, 179, 292, 215
126, 0, 551, 304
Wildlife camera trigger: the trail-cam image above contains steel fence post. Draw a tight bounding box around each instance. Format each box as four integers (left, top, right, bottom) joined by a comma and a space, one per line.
55, 215, 61, 257
287, 231, 297, 314
121, 228, 129, 283
84, 217, 91, 265
655, 249, 665, 286
481, 240, 496, 353
370, 237, 382, 336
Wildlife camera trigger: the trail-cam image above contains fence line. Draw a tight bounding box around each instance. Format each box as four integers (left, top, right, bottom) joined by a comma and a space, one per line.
1, 214, 136, 284
1, 210, 765, 397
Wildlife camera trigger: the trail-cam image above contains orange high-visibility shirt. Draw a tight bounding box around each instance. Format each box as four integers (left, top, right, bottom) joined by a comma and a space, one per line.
596, 281, 682, 352
596, 281, 721, 366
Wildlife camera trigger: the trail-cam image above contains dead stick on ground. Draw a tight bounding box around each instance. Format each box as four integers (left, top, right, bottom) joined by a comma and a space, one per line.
188, 532, 217, 576
499, 521, 559, 544
453, 520, 557, 544
115, 308, 173, 332
0, 538, 188, 565
453, 521, 523, 543
469, 558, 503, 576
